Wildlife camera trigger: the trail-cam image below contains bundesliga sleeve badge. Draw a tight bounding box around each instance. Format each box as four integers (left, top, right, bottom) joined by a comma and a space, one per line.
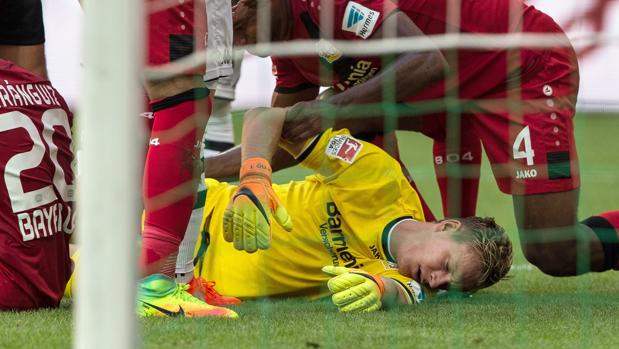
342, 1, 381, 39
326, 135, 363, 164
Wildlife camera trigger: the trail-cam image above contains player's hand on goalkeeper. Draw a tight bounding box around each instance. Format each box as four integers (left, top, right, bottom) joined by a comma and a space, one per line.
282, 101, 323, 143
223, 157, 293, 253
322, 266, 385, 313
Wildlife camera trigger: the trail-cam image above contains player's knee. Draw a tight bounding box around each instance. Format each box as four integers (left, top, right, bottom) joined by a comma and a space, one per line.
522, 245, 547, 271
523, 243, 574, 276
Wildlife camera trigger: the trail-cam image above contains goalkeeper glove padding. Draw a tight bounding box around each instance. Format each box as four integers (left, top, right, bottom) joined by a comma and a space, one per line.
322, 265, 385, 313
223, 157, 293, 253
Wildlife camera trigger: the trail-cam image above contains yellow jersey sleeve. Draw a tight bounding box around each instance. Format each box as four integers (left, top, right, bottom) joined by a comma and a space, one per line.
282, 128, 389, 182
282, 128, 426, 222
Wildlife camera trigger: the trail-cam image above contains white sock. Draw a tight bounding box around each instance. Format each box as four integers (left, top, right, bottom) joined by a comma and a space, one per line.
175, 171, 207, 284
203, 98, 234, 157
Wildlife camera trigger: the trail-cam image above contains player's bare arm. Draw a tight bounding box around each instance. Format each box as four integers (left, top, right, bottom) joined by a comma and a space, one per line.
204, 144, 299, 180
272, 86, 320, 108
240, 107, 289, 161
203, 146, 243, 180
380, 275, 420, 308
202, 84, 319, 179
222, 107, 293, 252
283, 11, 447, 142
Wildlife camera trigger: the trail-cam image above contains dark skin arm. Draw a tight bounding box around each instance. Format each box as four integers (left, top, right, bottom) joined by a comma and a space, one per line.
204, 143, 301, 180
272, 86, 320, 108
282, 11, 448, 142
203, 87, 319, 179
203, 145, 243, 181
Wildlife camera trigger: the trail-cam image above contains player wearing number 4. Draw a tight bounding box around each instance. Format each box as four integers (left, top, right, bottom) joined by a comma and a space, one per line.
0, 60, 75, 310
232, 0, 619, 276
197, 108, 512, 311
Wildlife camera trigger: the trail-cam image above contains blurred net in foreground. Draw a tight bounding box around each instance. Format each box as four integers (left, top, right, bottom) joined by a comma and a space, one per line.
90, 1, 619, 348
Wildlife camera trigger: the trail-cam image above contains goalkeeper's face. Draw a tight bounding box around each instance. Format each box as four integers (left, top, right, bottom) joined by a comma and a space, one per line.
396, 221, 481, 292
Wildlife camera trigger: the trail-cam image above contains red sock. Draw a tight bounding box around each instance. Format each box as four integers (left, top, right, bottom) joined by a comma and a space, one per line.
583, 210, 619, 271
433, 136, 481, 218
140, 88, 211, 277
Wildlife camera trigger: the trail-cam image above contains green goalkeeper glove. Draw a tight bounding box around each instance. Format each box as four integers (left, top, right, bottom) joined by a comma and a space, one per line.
322, 266, 385, 313
223, 157, 293, 253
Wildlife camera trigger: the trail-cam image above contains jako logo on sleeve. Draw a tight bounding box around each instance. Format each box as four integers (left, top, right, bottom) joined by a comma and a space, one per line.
342, 2, 380, 39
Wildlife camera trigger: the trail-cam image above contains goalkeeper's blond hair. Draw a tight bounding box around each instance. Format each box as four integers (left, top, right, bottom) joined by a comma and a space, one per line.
455, 217, 513, 291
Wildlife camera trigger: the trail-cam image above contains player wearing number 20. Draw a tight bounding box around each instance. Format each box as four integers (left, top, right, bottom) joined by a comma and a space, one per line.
0, 59, 75, 310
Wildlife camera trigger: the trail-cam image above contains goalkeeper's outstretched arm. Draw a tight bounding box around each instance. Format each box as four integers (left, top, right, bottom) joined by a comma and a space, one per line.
240, 108, 286, 162
203, 108, 304, 180
239, 107, 310, 161
222, 108, 301, 252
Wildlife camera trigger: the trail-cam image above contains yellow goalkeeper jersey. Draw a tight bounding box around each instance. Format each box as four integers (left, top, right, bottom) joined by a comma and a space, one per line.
195, 128, 427, 303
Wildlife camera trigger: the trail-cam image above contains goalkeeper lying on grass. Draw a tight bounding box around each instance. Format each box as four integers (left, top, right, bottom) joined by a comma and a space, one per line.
187, 107, 513, 312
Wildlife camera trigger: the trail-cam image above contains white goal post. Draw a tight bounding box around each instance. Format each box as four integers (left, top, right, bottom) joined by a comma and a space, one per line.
75, 0, 143, 348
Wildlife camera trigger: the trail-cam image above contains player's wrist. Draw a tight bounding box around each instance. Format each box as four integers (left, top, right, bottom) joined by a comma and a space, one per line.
240, 157, 272, 182
352, 271, 385, 296
370, 274, 386, 296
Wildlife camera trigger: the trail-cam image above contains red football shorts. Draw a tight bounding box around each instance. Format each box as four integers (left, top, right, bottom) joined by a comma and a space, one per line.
474, 45, 580, 195
413, 29, 579, 196
146, 0, 206, 75
0, 263, 55, 310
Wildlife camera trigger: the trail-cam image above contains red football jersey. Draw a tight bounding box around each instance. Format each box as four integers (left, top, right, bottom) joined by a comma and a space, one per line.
273, 0, 580, 197
0, 59, 74, 309
272, 0, 561, 99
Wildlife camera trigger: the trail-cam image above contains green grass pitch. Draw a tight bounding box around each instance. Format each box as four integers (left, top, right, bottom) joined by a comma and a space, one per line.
1, 113, 618, 349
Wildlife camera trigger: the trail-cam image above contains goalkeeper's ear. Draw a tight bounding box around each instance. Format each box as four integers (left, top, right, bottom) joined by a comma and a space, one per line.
435, 219, 462, 233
